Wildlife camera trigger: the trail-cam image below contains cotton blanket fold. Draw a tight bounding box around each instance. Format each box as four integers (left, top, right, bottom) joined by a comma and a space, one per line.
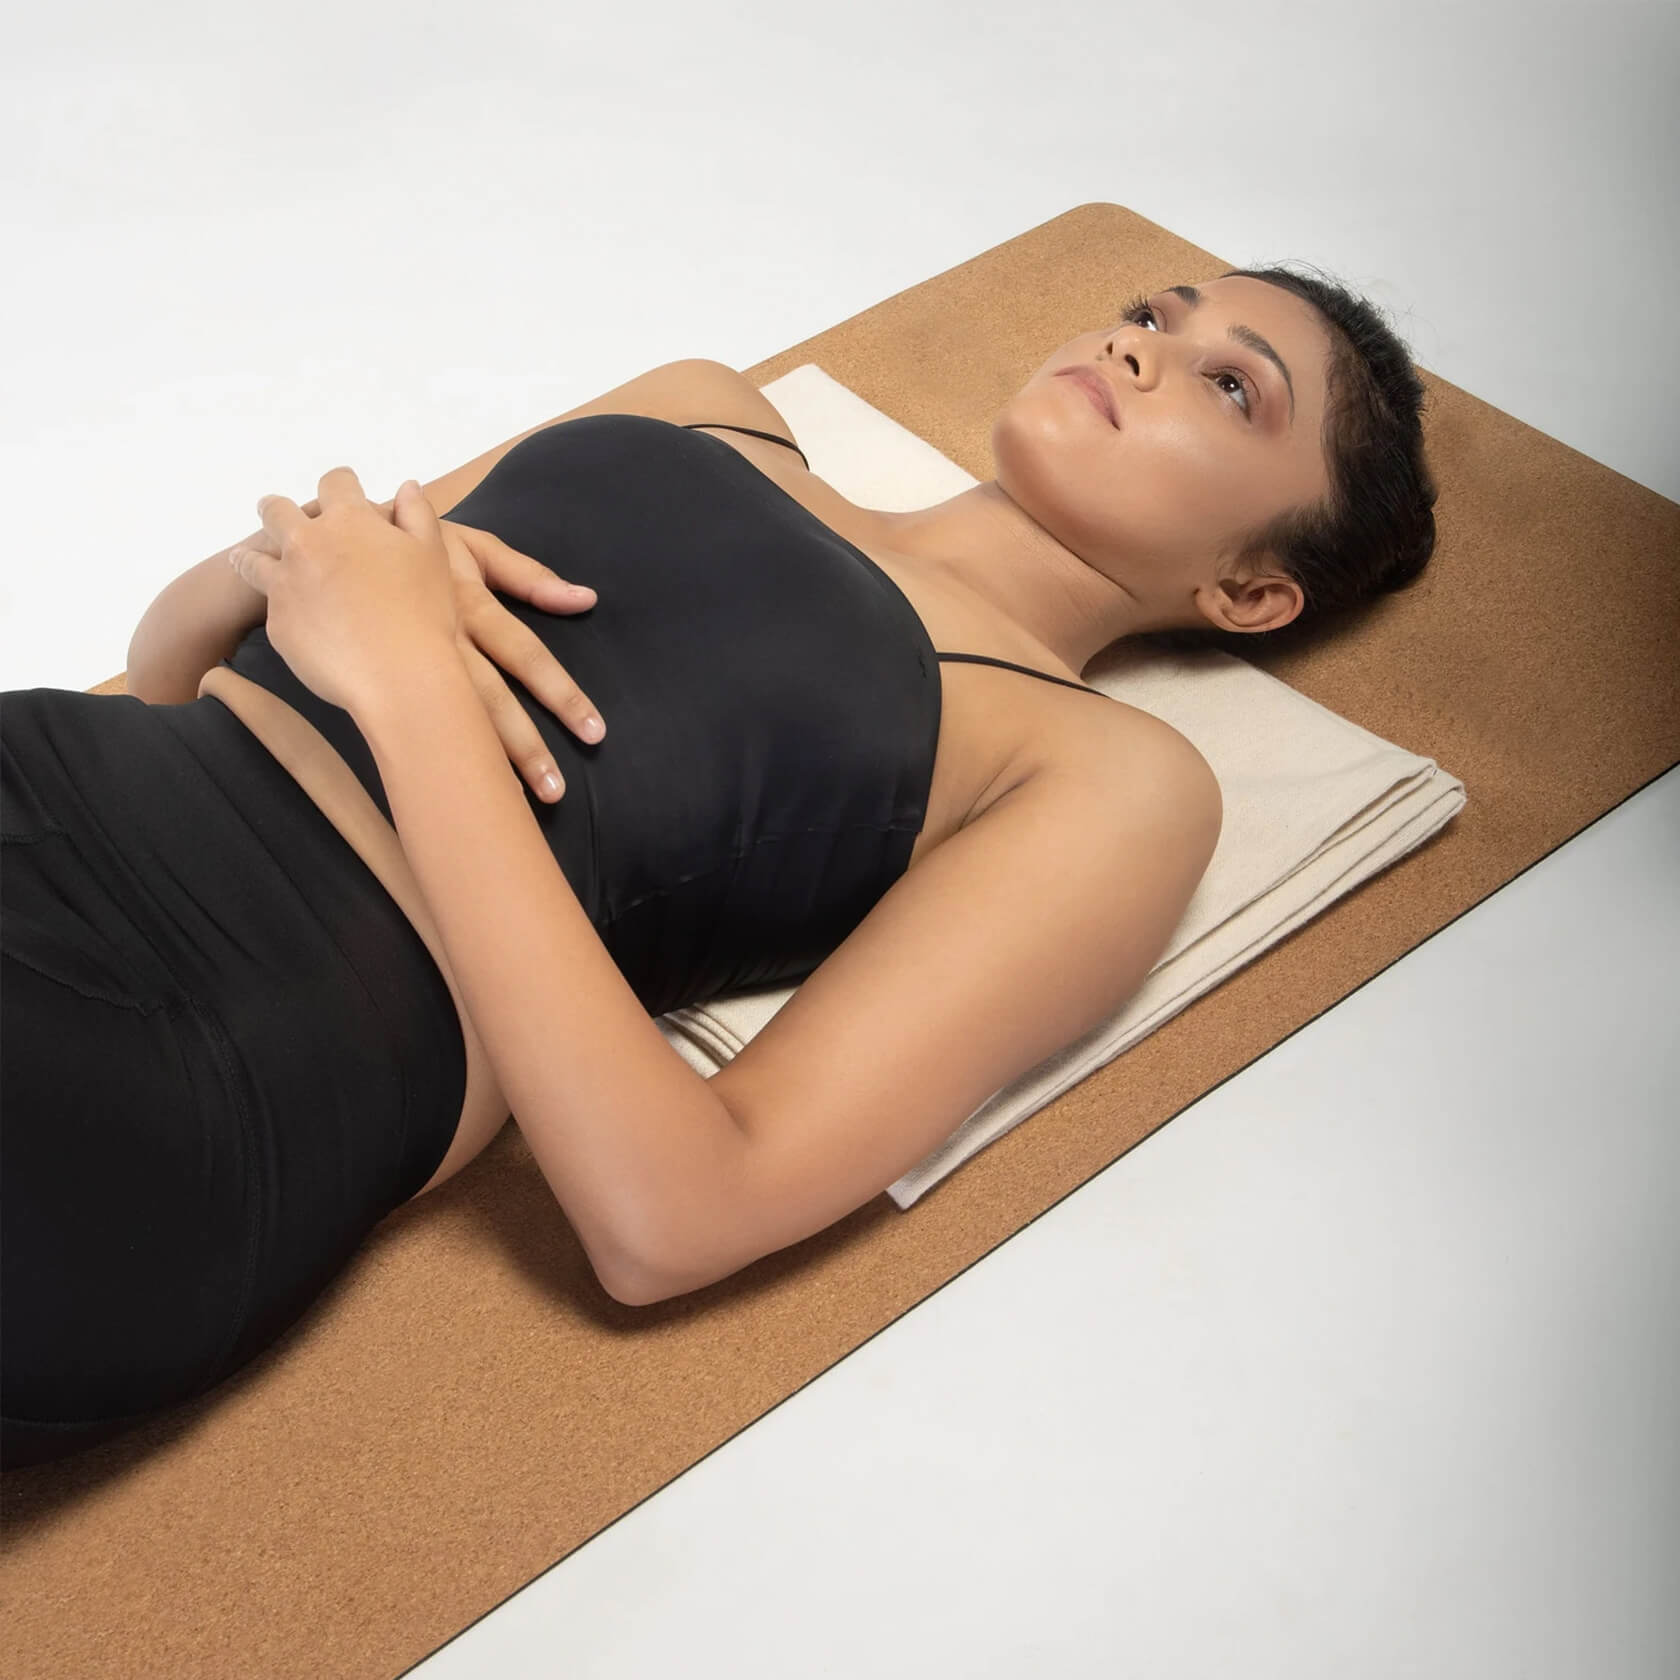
655, 365, 1468, 1208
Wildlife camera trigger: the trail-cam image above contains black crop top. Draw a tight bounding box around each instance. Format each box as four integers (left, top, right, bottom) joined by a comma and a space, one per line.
220, 415, 1107, 1016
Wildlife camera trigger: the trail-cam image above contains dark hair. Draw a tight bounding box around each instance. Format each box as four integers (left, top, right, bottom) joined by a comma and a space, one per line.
1141, 262, 1439, 657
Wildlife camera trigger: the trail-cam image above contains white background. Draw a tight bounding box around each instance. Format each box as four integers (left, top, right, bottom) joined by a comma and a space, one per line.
3, 3, 1676, 1675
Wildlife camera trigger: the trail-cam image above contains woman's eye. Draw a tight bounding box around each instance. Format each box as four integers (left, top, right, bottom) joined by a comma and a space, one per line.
1121, 294, 1254, 417
1213, 371, 1252, 415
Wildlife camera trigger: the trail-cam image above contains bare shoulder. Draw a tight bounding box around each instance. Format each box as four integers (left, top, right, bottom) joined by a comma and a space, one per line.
651, 358, 805, 450
1035, 693, 1222, 846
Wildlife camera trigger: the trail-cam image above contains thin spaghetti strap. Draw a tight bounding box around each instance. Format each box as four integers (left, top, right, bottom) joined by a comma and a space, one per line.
681, 421, 811, 471
936, 651, 1104, 697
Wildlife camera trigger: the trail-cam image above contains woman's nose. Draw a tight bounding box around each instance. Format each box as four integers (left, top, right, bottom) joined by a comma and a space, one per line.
1107, 335, 1150, 384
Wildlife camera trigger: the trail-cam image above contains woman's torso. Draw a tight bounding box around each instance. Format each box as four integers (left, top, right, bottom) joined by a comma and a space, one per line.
200, 416, 1130, 1202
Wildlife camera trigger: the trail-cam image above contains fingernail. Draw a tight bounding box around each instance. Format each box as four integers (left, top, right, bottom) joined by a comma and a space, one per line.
539, 770, 564, 800
581, 714, 604, 742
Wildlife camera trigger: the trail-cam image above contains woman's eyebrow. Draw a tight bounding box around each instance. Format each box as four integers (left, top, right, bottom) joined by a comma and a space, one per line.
1166, 284, 1296, 423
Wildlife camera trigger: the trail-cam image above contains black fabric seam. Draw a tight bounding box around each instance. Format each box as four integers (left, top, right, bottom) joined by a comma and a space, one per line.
599, 820, 925, 927
0, 940, 173, 1016
172, 996, 267, 1390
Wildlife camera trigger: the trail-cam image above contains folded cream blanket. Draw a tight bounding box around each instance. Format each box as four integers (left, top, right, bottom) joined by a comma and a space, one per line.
655, 366, 1468, 1208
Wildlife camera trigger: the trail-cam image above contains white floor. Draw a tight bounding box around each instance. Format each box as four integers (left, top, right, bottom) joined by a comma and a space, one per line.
5, 3, 1677, 1675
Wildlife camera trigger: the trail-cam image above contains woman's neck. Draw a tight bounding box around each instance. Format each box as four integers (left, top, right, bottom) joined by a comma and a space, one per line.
870, 481, 1154, 674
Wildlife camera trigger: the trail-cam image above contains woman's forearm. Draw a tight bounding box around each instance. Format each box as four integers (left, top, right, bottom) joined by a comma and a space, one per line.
125, 534, 272, 703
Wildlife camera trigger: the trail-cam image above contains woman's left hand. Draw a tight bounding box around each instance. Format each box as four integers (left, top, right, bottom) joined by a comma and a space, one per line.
229, 468, 460, 718
227, 477, 605, 801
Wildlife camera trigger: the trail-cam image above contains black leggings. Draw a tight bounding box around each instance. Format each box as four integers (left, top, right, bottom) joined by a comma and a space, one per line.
1, 687, 465, 1468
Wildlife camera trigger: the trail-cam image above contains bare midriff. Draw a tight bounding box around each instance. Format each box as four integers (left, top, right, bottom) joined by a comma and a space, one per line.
197, 664, 510, 1200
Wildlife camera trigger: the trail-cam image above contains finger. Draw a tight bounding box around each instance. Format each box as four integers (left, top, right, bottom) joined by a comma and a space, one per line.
316, 465, 368, 509
457, 641, 568, 801
474, 528, 596, 612
254, 492, 308, 545
225, 545, 275, 596
391, 477, 443, 549
460, 595, 606, 744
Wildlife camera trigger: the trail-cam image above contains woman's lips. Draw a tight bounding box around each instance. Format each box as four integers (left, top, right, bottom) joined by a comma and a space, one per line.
1060, 366, 1119, 427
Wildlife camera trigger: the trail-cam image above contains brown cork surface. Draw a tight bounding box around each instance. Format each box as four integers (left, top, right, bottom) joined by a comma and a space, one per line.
5, 203, 1678, 1679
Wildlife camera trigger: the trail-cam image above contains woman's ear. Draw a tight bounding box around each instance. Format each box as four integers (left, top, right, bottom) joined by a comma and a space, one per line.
1200, 562, 1304, 636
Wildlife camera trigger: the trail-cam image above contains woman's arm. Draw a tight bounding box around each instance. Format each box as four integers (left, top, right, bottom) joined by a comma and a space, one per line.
350, 650, 749, 1305
126, 538, 276, 704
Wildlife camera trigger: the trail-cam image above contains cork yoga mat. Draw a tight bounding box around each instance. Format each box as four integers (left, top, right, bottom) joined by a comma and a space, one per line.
5, 203, 1678, 1680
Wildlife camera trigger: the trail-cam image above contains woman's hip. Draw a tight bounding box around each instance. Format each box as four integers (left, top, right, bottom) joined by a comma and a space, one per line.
0, 686, 465, 1465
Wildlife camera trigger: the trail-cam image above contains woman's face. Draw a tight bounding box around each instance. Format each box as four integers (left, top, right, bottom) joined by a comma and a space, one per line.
992, 274, 1335, 631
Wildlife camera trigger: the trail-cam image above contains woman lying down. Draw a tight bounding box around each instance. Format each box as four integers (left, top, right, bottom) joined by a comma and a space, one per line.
0, 263, 1437, 1468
